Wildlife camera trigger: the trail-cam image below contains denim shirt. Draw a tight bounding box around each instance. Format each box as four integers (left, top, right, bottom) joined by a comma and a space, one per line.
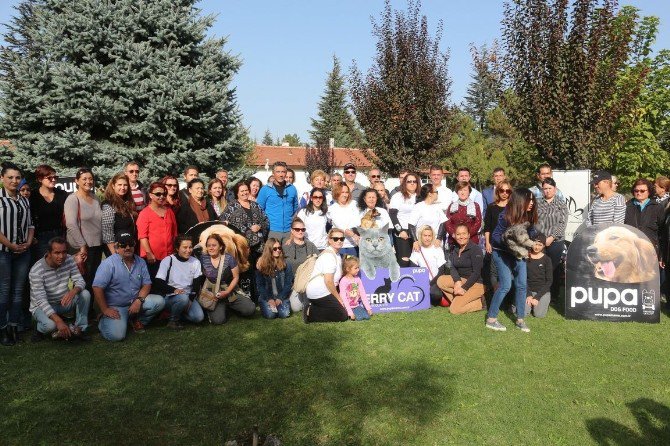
255, 264, 294, 301
92, 254, 152, 307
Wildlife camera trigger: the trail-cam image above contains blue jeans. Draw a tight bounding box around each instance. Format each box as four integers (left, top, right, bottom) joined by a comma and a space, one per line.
98, 294, 165, 342
352, 305, 370, 321
32, 290, 91, 333
0, 250, 31, 328
488, 250, 527, 320
339, 247, 358, 258
164, 294, 205, 323
259, 298, 291, 319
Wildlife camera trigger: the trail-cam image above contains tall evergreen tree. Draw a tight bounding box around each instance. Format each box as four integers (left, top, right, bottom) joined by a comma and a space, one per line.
463, 44, 500, 131
261, 129, 274, 145
0, 0, 249, 180
309, 55, 363, 148
350, 0, 454, 175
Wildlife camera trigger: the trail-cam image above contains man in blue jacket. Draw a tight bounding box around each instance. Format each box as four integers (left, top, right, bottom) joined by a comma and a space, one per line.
257, 161, 299, 242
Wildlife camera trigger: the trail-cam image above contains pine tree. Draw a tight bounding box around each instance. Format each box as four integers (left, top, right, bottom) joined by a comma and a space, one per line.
261, 129, 273, 145
463, 44, 500, 131
0, 0, 249, 180
309, 55, 363, 149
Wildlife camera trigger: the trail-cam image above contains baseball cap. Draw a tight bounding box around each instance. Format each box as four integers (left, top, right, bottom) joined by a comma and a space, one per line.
116, 231, 135, 246
591, 170, 612, 185
343, 163, 356, 171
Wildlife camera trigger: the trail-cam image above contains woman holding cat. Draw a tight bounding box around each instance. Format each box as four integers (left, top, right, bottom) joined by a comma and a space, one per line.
327, 185, 359, 257
389, 172, 419, 267
357, 188, 392, 231
305, 228, 349, 323
488, 188, 537, 333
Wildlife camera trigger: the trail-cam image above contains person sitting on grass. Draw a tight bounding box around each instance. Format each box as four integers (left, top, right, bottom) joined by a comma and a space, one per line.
436, 224, 486, 315
153, 234, 205, 330
255, 238, 293, 319
92, 231, 165, 342
409, 225, 449, 307
523, 233, 553, 318
338, 256, 373, 321
29, 237, 91, 342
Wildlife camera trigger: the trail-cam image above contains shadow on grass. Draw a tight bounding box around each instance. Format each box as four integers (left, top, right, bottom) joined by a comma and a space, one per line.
586, 398, 670, 445
0, 319, 452, 445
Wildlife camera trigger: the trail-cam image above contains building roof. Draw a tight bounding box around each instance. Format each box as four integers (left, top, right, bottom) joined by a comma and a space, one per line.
248, 145, 374, 169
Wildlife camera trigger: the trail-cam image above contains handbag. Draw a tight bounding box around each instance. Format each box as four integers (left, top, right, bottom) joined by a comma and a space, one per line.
74, 198, 87, 276
198, 256, 225, 311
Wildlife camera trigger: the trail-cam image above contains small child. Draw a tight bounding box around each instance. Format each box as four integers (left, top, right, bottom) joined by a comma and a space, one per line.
338, 256, 373, 321
525, 233, 553, 318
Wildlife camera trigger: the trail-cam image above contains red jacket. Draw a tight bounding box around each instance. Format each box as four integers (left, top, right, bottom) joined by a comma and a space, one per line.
445, 202, 481, 247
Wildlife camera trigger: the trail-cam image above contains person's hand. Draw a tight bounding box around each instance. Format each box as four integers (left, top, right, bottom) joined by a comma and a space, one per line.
251, 224, 261, 233
399, 230, 408, 240
217, 290, 229, 300
173, 289, 185, 295
146, 252, 156, 264
350, 313, 356, 320
55, 320, 72, 339
485, 241, 492, 254
129, 299, 142, 315
433, 239, 441, 248
660, 260, 665, 269
367, 309, 373, 316
353, 234, 360, 244
103, 307, 120, 319
412, 241, 420, 252
545, 236, 554, 246
526, 296, 534, 307
60, 290, 76, 307
532, 299, 539, 307
275, 299, 282, 307
454, 286, 465, 296
79, 246, 88, 262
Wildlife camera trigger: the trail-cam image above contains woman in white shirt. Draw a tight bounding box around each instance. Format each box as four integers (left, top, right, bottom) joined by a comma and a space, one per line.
296, 188, 329, 250
357, 188, 392, 246
305, 228, 348, 323
327, 185, 359, 257
408, 183, 447, 246
389, 172, 419, 266
409, 225, 450, 307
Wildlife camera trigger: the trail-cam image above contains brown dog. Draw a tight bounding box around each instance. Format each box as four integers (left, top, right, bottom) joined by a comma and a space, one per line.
586, 225, 657, 283
197, 223, 250, 272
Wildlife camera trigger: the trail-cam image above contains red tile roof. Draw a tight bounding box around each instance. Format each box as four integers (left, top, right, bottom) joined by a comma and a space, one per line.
248, 145, 374, 169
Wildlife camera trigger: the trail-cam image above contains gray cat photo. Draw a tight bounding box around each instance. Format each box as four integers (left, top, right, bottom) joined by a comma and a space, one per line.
358, 224, 401, 281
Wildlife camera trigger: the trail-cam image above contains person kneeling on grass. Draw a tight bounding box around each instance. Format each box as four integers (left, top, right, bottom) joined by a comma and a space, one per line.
153, 234, 205, 330
523, 233, 552, 318
338, 256, 373, 321
255, 238, 293, 319
436, 224, 486, 315
92, 231, 165, 341
29, 237, 91, 342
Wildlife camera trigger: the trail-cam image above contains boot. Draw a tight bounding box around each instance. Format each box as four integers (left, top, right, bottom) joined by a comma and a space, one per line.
10, 326, 23, 343
1, 326, 15, 346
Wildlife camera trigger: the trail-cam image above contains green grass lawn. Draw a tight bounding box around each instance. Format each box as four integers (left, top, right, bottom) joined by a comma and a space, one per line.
1, 304, 669, 445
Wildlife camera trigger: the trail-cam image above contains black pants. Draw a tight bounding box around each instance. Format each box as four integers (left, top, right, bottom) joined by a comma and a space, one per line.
394, 233, 414, 267
545, 240, 565, 301
306, 294, 348, 323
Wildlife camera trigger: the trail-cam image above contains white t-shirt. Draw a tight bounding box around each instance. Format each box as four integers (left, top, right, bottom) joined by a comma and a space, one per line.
296, 208, 329, 250
156, 255, 203, 295
327, 201, 359, 248
408, 201, 448, 236
306, 248, 342, 299
389, 193, 416, 230
410, 246, 446, 280
358, 207, 392, 230
434, 185, 455, 211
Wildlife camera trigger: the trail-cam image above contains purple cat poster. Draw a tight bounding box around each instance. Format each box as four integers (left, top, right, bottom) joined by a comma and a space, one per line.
361, 267, 431, 313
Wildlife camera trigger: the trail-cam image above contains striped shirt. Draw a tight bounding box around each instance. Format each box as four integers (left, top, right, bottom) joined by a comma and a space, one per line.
0, 188, 33, 253
29, 255, 86, 317
587, 193, 626, 226
536, 197, 569, 239
131, 184, 146, 211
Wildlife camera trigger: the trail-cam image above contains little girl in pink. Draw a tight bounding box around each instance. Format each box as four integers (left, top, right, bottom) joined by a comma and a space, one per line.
338, 256, 373, 321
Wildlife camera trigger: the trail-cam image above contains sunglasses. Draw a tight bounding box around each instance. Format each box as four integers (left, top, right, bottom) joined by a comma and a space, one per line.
118, 242, 135, 248
405, 180, 417, 184
272, 247, 282, 252
311, 195, 324, 199
165, 183, 178, 188
634, 189, 648, 193
127, 169, 139, 174
370, 175, 380, 178
330, 237, 345, 242
152, 192, 166, 197
45, 175, 59, 181
344, 170, 356, 174
499, 189, 512, 194
292, 227, 306, 232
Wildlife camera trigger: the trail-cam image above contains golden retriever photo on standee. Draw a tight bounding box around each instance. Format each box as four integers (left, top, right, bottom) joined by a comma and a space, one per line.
585, 225, 657, 284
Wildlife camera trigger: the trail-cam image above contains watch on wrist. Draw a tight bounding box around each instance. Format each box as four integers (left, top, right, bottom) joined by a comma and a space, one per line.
138, 296, 146, 304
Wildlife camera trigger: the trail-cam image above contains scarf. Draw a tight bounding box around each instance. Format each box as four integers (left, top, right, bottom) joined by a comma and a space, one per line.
189, 196, 209, 223
449, 198, 476, 217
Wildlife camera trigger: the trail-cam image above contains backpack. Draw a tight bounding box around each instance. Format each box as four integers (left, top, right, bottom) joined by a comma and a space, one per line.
292, 254, 319, 293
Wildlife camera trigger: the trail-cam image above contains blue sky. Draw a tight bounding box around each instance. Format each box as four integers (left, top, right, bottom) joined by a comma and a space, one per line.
1, 0, 668, 143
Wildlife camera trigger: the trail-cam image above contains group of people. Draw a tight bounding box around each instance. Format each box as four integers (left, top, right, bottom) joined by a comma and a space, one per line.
1, 156, 667, 345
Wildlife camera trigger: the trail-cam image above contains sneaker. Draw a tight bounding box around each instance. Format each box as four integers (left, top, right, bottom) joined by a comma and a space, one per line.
485, 320, 507, 331
515, 321, 531, 333
131, 319, 145, 333
166, 321, 184, 330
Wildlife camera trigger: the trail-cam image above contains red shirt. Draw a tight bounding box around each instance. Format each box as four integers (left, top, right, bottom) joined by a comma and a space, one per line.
136, 206, 177, 260
445, 203, 482, 247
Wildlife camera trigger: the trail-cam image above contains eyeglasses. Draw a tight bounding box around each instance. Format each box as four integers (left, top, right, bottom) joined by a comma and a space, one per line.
272, 247, 282, 252
165, 183, 178, 188
330, 237, 345, 242
292, 227, 306, 232
499, 189, 512, 194
45, 175, 58, 181
634, 189, 648, 193
370, 175, 380, 178
311, 195, 324, 200
344, 170, 356, 174
152, 192, 166, 198
127, 169, 139, 174
406, 180, 417, 184
118, 242, 135, 248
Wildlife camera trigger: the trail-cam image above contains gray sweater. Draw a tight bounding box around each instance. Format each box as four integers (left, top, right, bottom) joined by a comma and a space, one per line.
283, 239, 318, 272
64, 193, 102, 249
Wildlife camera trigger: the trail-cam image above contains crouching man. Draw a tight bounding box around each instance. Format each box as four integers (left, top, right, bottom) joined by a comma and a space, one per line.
93, 231, 164, 341
29, 237, 91, 341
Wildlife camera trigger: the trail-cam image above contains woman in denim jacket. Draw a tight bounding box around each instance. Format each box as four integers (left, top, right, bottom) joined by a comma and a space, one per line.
255, 238, 293, 319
